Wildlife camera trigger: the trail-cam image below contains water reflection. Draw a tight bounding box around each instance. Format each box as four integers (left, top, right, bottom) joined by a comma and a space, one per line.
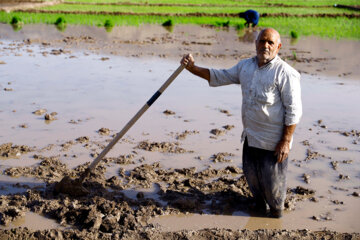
238, 28, 259, 43
11, 23, 23, 32
162, 25, 174, 33
0, 212, 65, 230
244, 215, 282, 230
55, 23, 67, 32
105, 26, 114, 33
290, 37, 299, 45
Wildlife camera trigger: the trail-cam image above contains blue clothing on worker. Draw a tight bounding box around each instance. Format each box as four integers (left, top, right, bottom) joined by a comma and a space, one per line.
239, 10, 260, 27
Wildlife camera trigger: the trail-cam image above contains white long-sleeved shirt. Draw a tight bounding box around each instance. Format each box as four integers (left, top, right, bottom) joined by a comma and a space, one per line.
209, 55, 302, 151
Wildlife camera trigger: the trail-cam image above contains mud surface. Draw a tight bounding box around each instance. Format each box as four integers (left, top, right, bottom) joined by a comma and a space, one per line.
0, 143, 34, 159
0, 0, 60, 12
0, 24, 360, 239
0, 24, 359, 80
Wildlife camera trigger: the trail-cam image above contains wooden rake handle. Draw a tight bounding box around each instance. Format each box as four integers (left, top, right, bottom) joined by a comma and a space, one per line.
79, 64, 185, 182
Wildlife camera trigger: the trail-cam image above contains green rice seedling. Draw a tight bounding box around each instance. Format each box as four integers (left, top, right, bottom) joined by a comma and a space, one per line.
290, 30, 299, 39
215, 20, 230, 27
10, 16, 23, 25
0, 11, 358, 39
62, 0, 359, 6
162, 19, 174, 32
40, 3, 356, 15
260, 16, 360, 39
104, 19, 114, 27
55, 16, 67, 31
292, 51, 297, 60
236, 23, 245, 30
55, 16, 66, 25
104, 19, 114, 32
162, 19, 173, 27
10, 16, 23, 32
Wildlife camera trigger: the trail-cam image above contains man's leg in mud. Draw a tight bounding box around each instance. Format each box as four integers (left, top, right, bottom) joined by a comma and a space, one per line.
260, 152, 288, 218
242, 138, 267, 213
242, 138, 288, 217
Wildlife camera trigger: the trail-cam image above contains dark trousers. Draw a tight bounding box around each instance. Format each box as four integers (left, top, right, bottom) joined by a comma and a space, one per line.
242, 138, 288, 211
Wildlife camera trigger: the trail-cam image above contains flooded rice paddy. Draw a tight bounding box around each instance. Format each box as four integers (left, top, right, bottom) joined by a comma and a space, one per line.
0, 24, 359, 238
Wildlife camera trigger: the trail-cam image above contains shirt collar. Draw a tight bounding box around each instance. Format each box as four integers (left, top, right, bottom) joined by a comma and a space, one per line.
255, 55, 279, 69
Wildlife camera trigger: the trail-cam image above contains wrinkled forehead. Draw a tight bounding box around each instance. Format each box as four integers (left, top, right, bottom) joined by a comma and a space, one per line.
257, 29, 280, 43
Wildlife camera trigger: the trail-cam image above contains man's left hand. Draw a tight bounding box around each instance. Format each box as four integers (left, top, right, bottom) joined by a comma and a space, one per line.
274, 140, 290, 163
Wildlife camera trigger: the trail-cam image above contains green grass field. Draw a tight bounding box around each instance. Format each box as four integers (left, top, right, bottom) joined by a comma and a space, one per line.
39, 4, 356, 15
1, 0, 359, 39
62, 0, 359, 6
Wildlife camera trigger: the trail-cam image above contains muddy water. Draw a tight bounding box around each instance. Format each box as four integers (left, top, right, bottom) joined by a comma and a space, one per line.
149, 75, 360, 233
0, 23, 359, 79
0, 25, 360, 233
0, 212, 64, 231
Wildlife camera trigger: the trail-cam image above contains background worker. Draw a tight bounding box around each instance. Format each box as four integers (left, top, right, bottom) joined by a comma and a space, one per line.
239, 9, 260, 27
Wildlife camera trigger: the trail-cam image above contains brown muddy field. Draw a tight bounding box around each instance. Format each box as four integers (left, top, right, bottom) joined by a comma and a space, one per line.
0, 23, 360, 239
0, 0, 60, 12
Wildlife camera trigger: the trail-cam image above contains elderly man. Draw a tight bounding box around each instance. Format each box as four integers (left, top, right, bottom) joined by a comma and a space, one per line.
181, 28, 302, 218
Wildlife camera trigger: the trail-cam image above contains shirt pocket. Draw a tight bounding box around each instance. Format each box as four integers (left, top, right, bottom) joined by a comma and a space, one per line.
254, 83, 276, 105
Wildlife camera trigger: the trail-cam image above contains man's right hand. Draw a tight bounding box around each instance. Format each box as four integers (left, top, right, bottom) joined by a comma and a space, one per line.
181, 54, 195, 71
180, 53, 210, 82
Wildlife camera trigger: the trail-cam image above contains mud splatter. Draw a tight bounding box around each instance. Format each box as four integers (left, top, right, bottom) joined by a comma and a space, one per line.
136, 141, 191, 153
0, 143, 34, 159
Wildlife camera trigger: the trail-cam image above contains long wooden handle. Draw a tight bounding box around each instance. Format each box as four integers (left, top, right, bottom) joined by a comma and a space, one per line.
80, 64, 185, 181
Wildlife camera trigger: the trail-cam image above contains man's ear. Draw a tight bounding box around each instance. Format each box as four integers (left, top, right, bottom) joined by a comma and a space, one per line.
277, 42, 282, 51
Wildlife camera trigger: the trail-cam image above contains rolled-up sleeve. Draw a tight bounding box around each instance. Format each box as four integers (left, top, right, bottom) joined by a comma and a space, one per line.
279, 70, 302, 126
209, 63, 241, 87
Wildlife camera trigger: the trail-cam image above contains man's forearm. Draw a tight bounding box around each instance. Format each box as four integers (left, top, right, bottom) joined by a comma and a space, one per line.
187, 65, 210, 82
281, 124, 297, 143
275, 124, 297, 163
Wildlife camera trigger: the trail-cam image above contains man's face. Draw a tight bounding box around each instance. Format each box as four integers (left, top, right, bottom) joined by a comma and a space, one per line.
255, 30, 281, 66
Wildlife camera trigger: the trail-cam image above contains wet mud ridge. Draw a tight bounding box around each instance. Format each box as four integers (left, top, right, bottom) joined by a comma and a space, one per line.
62, 2, 345, 8
0, 0, 60, 12
14, 9, 360, 19
0, 131, 358, 239
0, 159, 357, 239
0, 125, 348, 238
0, 143, 34, 159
